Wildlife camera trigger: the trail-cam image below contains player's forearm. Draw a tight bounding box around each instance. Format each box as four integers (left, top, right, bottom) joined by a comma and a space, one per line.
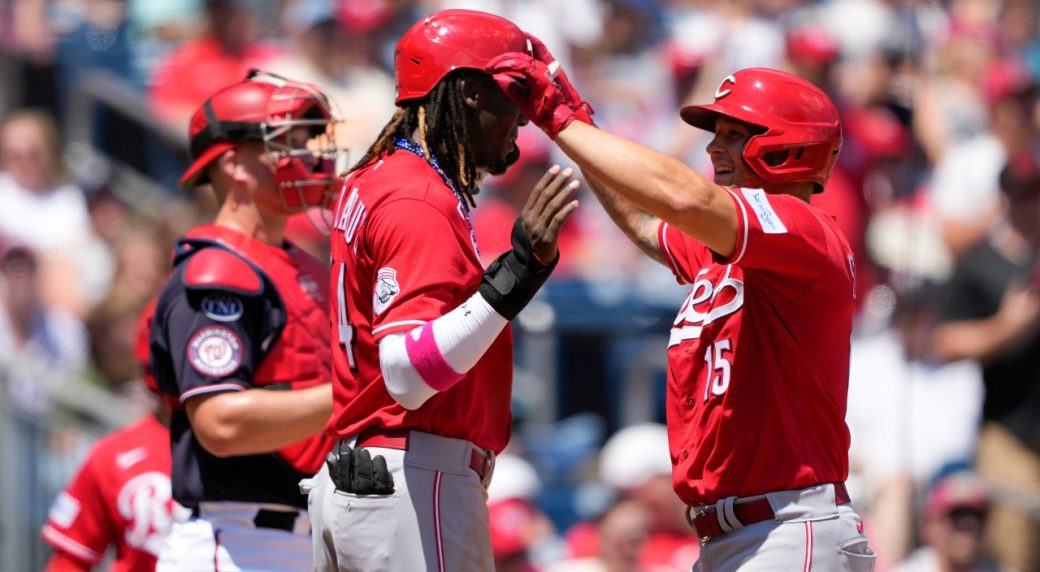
932, 317, 1024, 364
188, 384, 332, 457
582, 171, 667, 265
556, 121, 735, 255
380, 291, 508, 410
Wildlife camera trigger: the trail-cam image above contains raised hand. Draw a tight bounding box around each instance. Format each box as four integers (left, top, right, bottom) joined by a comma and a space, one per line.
485, 52, 592, 139
478, 165, 579, 319
521, 165, 580, 264
523, 33, 594, 123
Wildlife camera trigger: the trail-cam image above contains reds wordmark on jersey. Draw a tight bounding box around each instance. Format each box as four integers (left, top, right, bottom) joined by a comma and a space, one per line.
659, 187, 855, 506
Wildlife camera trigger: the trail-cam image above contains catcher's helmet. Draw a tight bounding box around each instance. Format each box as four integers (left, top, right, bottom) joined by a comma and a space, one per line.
181, 70, 344, 211
394, 9, 530, 104
680, 68, 841, 192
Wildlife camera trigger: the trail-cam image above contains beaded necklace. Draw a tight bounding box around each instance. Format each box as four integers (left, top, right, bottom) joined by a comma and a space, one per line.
393, 138, 481, 258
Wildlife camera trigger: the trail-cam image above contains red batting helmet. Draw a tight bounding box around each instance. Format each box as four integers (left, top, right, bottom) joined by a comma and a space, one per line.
394, 9, 530, 103
680, 68, 842, 191
181, 69, 344, 211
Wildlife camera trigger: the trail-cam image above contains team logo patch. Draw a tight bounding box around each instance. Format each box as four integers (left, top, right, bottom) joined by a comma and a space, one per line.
188, 326, 242, 377
373, 267, 400, 315
201, 294, 243, 322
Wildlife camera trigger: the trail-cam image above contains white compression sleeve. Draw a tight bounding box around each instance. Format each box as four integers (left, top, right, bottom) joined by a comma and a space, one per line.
379, 291, 509, 410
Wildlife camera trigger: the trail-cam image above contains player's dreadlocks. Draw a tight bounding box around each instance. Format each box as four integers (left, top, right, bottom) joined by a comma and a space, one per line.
352, 71, 479, 208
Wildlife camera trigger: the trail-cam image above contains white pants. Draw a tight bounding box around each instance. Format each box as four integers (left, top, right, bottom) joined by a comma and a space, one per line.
309, 430, 494, 571
693, 484, 876, 572
156, 502, 313, 572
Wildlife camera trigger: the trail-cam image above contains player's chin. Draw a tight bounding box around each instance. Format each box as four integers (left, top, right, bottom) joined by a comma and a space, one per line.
487, 149, 520, 177
713, 172, 734, 186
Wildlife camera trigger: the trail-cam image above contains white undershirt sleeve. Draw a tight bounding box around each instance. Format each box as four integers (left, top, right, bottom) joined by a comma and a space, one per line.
379, 291, 509, 410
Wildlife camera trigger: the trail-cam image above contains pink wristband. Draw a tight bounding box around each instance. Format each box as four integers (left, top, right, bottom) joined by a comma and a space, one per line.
404, 322, 465, 392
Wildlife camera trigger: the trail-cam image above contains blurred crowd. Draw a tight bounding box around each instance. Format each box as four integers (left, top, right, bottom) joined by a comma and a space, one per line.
1, 0, 1040, 570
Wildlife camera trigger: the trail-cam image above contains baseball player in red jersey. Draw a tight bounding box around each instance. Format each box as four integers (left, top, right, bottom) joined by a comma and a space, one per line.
487, 48, 876, 568
41, 415, 185, 572
40, 304, 188, 571
307, 9, 579, 571
149, 70, 342, 571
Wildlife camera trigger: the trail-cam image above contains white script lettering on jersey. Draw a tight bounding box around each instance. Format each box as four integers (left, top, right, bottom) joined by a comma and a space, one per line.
334, 186, 367, 251
116, 472, 189, 555
669, 265, 744, 347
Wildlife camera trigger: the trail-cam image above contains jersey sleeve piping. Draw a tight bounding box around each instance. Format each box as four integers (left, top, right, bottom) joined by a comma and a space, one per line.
40, 525, 102, 563
373, 320, 427, 339
180, 383, 246, 404
721, 187, 750, 265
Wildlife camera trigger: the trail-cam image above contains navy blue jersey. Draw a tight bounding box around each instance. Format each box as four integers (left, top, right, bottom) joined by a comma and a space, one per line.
150, 225, 332, 509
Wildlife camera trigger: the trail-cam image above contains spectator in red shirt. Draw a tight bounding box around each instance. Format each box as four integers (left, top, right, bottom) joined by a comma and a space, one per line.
149, 0, 284, 127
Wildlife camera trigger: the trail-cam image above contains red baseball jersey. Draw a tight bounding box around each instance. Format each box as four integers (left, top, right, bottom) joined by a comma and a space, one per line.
327, 148, 514, 452
658, 188, 854, 505
41, 415, 188, 571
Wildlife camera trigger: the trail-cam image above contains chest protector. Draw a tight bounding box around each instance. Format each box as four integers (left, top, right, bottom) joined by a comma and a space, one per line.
177, 225, 332, 474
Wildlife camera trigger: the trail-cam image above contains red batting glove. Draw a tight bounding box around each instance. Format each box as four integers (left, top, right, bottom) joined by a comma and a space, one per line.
524, 33, 595, 124
486, 53, 592, 139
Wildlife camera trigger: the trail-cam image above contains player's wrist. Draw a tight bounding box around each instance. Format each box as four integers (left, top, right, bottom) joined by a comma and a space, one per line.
539, 98, 593, 139
479, 250, 556, 320
479, 219, 558, 319
530, 248, 554, 268
573, 102, 594, 126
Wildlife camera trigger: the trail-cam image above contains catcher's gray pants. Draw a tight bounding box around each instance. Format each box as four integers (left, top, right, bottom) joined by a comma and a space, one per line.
308, 430, 494, 571
157, 502, 313, 571
692, 483, 876, 572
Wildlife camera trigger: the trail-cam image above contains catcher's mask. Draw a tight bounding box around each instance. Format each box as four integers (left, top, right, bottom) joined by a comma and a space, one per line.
181, 69, 347, 212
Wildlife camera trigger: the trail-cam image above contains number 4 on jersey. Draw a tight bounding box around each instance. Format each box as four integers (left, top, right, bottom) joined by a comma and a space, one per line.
703, 338, 732, 402
336, 262, 358, 369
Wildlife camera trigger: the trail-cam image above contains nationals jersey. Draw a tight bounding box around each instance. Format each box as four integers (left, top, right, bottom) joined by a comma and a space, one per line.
41, 415, 189, 571
150, 225, 332, 509
658, 188, 854, 505
327, 145, 513, 452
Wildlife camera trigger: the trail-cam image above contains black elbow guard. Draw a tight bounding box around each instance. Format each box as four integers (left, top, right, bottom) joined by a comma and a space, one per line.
478, 219, 558, 320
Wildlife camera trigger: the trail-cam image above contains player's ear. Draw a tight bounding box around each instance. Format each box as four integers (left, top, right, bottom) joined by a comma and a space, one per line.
460, 75, 481, 111
216, 148, 247, 183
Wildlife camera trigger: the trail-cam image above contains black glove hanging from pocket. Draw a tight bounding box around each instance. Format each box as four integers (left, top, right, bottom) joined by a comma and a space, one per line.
325, 440, 354, 492
350, 448, 395, 495
325, 441, 394, 495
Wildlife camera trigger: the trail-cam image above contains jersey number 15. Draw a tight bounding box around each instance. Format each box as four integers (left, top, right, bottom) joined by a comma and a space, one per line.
703, 338, 732, 402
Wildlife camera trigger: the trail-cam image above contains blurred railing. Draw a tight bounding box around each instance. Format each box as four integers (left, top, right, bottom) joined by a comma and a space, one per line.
0, 370, 140, 571
0, 68, 177, 572
62, 68, 190, 212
